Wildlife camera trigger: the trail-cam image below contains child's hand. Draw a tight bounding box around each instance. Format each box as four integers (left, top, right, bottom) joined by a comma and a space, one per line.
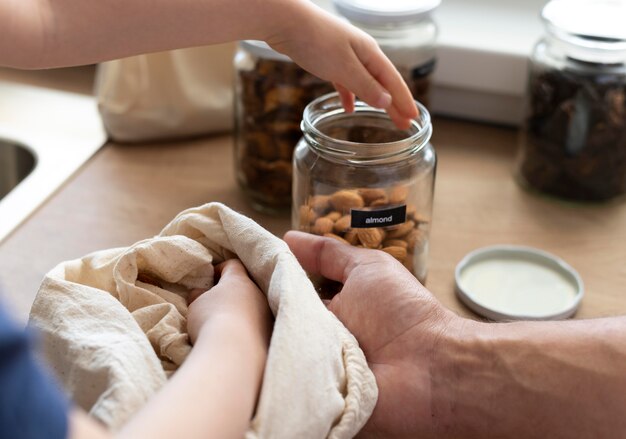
187, 259, 272, 346
265, 0, 418, 129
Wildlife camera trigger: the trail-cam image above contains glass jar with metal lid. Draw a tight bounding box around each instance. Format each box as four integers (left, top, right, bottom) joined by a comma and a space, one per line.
234, 40, 333, 213
293, 92, 436, 285
332, 0, 439, 107
516, 0, 626, 202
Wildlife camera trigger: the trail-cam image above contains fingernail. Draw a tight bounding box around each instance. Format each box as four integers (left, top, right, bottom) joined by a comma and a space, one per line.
375, 92, 392, 109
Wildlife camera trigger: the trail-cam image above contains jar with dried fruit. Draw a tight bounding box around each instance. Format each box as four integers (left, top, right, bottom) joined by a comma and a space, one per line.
234, 40, 334, 213
293, 92, 435, 284
332, 0, 439, 107
517, 0, 626, 202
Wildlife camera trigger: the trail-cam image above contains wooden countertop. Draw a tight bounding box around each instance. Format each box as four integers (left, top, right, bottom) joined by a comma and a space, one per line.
1, 116, 625, 324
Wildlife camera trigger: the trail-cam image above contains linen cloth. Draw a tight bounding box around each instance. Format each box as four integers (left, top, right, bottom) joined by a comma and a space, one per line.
29, 203, 378, 438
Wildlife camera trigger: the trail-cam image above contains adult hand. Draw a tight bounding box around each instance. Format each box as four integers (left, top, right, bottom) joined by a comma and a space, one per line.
187, 259, 272, 346
284, 231, 459, 438
265, 0, 418, 129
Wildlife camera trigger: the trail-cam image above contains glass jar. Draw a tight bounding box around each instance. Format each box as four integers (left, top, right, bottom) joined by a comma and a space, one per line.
517, 0, 626, 202
234, 40, 333, 213
333, 0, 439, 107
293, 93, 436, 285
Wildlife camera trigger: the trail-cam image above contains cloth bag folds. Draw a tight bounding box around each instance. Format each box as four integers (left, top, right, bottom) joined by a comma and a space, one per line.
29, 203, 378, 438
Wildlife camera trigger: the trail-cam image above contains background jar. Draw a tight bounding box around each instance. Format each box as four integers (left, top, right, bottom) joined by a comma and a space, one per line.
516, 0, 626, 202
333, 0, 439, 107
293, 93, 436, 284
234, 40, 333, 213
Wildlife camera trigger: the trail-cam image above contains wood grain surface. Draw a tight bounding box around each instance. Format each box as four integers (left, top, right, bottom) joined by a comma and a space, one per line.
1, 116, 624, 324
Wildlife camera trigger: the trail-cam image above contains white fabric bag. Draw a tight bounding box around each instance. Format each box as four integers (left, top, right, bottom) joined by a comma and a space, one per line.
95, 44, 235, 142
29, 203, 378, 438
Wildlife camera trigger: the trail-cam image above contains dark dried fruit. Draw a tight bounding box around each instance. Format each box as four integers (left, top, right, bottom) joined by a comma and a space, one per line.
235, 57, 334, 211
518, 63, 626, 201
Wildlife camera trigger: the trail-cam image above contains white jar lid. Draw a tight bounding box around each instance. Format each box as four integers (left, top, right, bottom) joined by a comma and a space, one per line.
542, 0, 626, 43
455, 245, 584, 321
333, 0, 440, 25
239, 40, 292, 63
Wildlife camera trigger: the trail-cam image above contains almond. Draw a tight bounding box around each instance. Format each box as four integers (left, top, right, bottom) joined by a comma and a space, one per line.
406, 204, 417, 219
382, 246, 408, 262
385, 220, 415, 239
406, 229, 426, 249
299, 205, 317, 227
323, 233, 350, 245
405, 205, 429, 224
383, 239, 408, 249
324, 211, 342, 222
357, 228, 384, 248
412, 213, 430, 224
369, 197, 390, 208
309, 195, 331, 214
389, 186, 408, 204
344, 229, 360, 245
330, 190, 364, 211
333, 215, 352, 233
358, 188, 387, 205
312, 217, 334, 235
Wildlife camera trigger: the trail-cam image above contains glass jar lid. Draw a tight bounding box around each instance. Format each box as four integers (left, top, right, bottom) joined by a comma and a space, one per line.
333, 0, 440, 26
542, 0, 626, 61
239, 40, 291, 62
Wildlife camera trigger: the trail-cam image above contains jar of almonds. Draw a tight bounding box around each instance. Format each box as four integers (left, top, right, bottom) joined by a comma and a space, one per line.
234, 40, 334, 213
293, 92, 436, 283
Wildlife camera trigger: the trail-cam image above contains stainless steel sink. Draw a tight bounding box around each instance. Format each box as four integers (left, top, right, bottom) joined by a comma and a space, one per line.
0, 139, 36, 199
0, 81, 106, 242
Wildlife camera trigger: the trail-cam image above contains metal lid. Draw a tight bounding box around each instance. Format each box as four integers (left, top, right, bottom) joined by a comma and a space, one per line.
239, 40, 292, 63
333, 0, 440, 25
455, 245, 584, 321
542, 0, 626, 44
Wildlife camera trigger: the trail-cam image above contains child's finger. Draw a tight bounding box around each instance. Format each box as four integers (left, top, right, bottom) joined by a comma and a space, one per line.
188, 260, 247, 304
334, 82, 355, 113
342, 53, 393, 111
215, 259, 249, 284
386, 105, 413, 131
356, 45, 418, 120
335, 82, 412, 130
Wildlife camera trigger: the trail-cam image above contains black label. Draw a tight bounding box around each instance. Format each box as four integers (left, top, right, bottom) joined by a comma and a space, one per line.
350, 205, 407, 229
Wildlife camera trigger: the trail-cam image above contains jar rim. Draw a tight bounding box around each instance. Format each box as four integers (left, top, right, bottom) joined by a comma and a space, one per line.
301, 92, 432, 162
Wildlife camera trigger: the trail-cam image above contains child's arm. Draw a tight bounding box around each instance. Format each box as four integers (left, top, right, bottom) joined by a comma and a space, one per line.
0, 0, 416, 126
68, 259, 272, 439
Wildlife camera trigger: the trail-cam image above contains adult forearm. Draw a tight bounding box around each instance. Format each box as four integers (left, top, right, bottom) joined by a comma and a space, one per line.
1, 0, 299, 68
433, 317, 626, 438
